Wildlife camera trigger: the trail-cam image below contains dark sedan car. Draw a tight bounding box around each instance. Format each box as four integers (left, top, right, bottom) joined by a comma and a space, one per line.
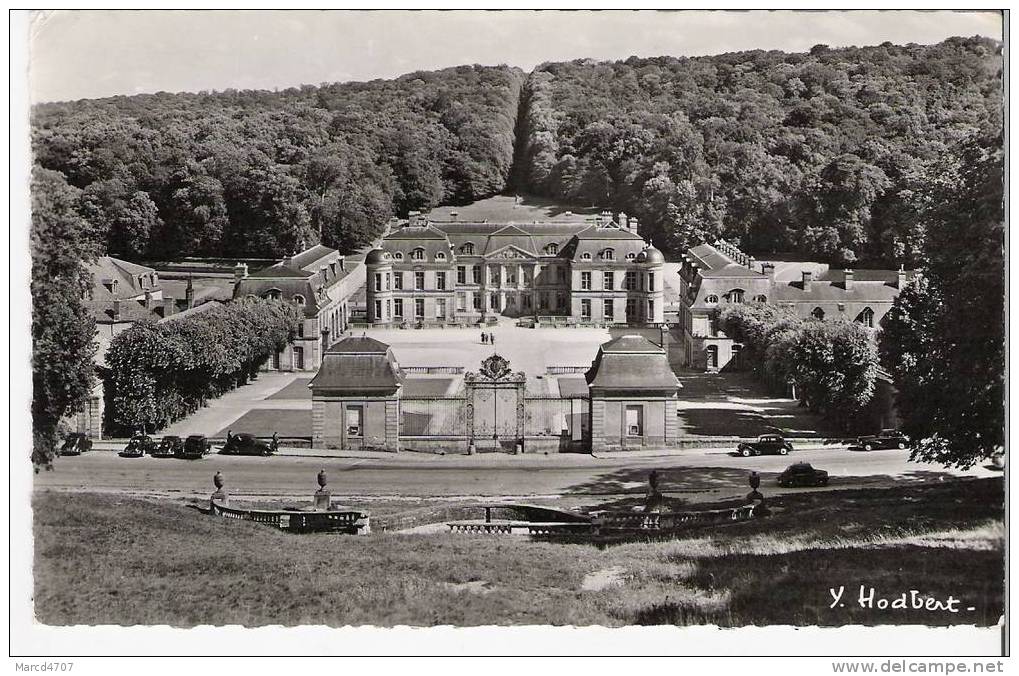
152, 435, 183, 458
856, 429, 909, 451
123, 434, 156, 457
737, 434, 793, 457
60, 433, 92, 456
777, 462, 829, 487
180, 434, 212, 459
220, 433, 276, 457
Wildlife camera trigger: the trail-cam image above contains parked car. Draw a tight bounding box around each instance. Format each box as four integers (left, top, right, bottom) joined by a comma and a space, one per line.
777, 462, 829, 487
123, 434, 156, 457
856, 429, 909, 451
180, 434, 212, 459
220, 433, 276, 457
151, 435, 183, 458
737, 434, 793, 457
59, 433, 92, 456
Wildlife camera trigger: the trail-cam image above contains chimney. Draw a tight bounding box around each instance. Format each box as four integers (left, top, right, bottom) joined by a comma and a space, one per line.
801, 270, 813, 292
843, 269, 854, 291
112, 300, 121, 322
408, 210, 422, 227
162, 296, 175, 317
185, 277, 195, 309
897, 265, 907, 290
599, 210, 612, 227
234, 263, 248, 281
618, 212, 628, 229
629, 217, 639, 233
144, 291, 153, 310
762, 262, 775, 281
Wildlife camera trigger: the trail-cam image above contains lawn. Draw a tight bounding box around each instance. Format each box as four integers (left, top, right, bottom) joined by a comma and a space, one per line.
33, 478, 1003, 627
217, 409, 312, 438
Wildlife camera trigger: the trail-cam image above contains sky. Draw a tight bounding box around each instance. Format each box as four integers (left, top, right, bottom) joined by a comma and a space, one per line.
28, 9, 1004, 103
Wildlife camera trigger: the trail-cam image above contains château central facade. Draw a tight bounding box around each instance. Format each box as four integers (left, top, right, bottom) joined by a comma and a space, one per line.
365, 211, 666, 326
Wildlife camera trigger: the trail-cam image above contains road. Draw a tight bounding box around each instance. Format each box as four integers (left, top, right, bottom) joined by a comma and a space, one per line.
34, 446, 996, 504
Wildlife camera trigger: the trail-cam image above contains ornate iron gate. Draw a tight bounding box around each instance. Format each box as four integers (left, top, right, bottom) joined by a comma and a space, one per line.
465, 354, 526, 448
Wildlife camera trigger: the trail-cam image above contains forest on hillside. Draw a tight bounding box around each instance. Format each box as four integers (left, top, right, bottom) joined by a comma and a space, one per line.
32, 65, 524, 260
512, 37, 1003, 267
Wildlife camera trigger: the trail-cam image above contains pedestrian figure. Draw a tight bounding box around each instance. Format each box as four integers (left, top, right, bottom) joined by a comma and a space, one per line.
271, 431, 279, 452
490, 332, 496, 346
481, 332, 488, 345
226, 429, 233, 446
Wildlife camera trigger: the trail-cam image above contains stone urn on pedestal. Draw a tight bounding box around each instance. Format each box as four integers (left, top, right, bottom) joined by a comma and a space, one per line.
746, 471, 767, 513
211, 471, 228, 505
314, 469, 332, 510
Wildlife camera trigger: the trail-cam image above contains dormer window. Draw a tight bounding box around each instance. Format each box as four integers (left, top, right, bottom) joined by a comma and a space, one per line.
727, 289, 745, 304
264, 288, 282, 301
436, 251, 446, 261
626, 252, 636, 261
705, 295, 719, 304
602, 248, 615, 261
547, 243, 559, 256
393, 252, 404, 261
581, 252, 592, 261
411, 248, 425, 261
857, 307, 875, 328
293, 294, 306, 305
811, 307, 825, 320
754, 294, 767, 303
461, 242, 475, 255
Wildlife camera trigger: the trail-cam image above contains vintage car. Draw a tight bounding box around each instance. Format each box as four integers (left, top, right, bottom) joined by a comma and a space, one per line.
737, 434, 793, 457
59, 433, 92, 456
151, 435, 183, 458
123, 434, 156, 457
180, 434, 212, 459
777, 462, 829, 488
855, 429, 909, 451
219, 433, 276, 457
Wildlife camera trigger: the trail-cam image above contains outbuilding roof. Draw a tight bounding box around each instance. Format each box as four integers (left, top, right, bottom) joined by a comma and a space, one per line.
585, 335, 682, 392
309, 336, 404, 393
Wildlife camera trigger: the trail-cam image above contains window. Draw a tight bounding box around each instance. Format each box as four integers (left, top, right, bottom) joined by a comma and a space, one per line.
297, 321, 305, 338
415, 298, 425, 319
811, 307, 825, 320
472, 266, 482, 284
374, 300, 382, 320
457, 266, 467, 285
472, 294, 482, 311
456, 294, 466, 312
754, 294, 767, 303
857, 307, 875, 328
604, 299, 614, 320
436, 298, 446, 319
626, 298, 637, 319
648, 299, 655, 318
547, 243, 559, 255
626, 252, 636, 261
436, 271, 447, 290
436, 252, 446, 261
522, 295, 531, 310
648, 272, 656, 289
490, 293, 499, 310
411, 248, 426, 261
625, 270, 637, 290
393, 252, 403, 261
386, 273, 391, 290
264, 288, 282, 301
393, 272, 404, 290
346, 406, 362, 437
272, 350, 281, 369
293, 346, 305, 370
539, 293, 548, 310
626, 405, 643, 436
394, 298, 404, 318
523, 267, 532, 287
292, 294, 305, 305
731, 344, 742, 369
581, 272, 592, 290
602, 248, 615, 261
462, 242, 475, 255
727, 289, 745, 304
705, 295, 719, 304
557, 267, 567, 283
374, 273, 382, 292
415, 272, 425, 290
581, 299, 592, 319
603, 271, 614, 290
581, 252, 592, 261
706, 345, 718, 369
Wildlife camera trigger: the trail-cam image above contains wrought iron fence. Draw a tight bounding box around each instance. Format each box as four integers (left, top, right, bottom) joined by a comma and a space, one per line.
400, 397, 470, 437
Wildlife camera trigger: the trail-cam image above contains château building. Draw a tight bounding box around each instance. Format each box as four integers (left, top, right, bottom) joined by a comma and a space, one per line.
678, 240, 914, 372
365, 211, 666, 326
233, 244, 365, 371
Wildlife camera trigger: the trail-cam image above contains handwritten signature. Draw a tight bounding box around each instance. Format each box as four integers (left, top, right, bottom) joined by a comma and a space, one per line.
829, 586, 976, 613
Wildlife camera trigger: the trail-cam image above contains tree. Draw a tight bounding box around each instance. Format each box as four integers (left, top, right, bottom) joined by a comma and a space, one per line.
880, 140, 1004, 467
31, 167, 99, 462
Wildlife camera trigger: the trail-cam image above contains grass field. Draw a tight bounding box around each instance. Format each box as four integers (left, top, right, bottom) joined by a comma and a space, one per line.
33, 478, 1003, 627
